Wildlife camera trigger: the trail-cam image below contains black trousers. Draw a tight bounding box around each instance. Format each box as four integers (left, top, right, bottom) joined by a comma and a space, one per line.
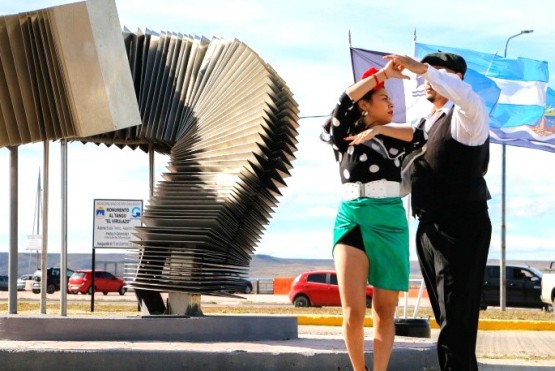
416, 210, 491, 371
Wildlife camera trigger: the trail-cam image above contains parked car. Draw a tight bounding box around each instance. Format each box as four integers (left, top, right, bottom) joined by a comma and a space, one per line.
17, 274, 33, 291
68, 269, 127, 295
0, 275, 8, 291
288, 270, 373, 308
481, 264, 544, 310
32, 267, 74, 294
212, 274, 254, 294
231, 277, 253, 294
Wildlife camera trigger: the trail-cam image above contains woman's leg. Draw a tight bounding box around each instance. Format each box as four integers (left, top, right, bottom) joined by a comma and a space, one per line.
371, 288, 399, 371
334, 243, 369, 371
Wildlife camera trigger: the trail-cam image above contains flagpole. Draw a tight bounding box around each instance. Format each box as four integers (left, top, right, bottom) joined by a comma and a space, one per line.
406, 29, 417, 221
349, 30, 357, 83
500, 30, 533, 312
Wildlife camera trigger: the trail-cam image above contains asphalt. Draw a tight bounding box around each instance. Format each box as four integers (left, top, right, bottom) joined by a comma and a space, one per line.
1, 292, 554, 370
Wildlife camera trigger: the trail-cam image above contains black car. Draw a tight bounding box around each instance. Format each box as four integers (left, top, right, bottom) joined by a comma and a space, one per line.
0, 275, 8, 291
211, 274, 253, 294
222, 276, 253, 294
235, 278, 253, 294
32, 267, 74, 294
481, 264, 543, 310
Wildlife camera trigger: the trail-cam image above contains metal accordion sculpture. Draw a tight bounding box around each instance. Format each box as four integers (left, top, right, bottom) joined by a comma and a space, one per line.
0, 1, 299, 298
113, 30, 299, 297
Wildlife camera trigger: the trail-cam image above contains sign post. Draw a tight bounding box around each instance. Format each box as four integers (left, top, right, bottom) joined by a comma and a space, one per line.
91, 199, 142, 311
26, 234, 41, 272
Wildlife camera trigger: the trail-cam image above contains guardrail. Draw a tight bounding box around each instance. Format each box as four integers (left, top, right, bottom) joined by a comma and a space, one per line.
249, 278, 275, 294
396, 278, 426, 319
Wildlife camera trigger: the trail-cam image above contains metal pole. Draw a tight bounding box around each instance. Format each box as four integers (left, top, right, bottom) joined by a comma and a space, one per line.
500, 29, 533, 311
60, 140, 68, 316
149, 144, 155, 197
40, 141, 49, 314
91, 247, 96, 312
34, 171, 42, 270
8, 147, 18, 314
500, 143, 507, 311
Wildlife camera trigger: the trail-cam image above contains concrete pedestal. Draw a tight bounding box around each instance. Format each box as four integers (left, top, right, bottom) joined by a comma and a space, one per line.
0, 314, 297, 342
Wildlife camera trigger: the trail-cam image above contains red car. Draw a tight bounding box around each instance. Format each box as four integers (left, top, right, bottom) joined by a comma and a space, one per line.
288, 270, 373, 308
68, 270, 127, 295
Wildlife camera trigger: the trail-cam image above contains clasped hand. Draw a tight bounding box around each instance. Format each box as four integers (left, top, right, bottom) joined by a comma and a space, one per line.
344, 126, 381, 145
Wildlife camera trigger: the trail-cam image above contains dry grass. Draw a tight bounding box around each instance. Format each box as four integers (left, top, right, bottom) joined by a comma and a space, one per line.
1, 301, 553, 321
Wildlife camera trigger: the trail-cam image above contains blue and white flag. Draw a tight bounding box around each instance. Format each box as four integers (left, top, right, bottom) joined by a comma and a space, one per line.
488, 86, 555, 151
350, 45, 555, 153
415, 43, 555, 153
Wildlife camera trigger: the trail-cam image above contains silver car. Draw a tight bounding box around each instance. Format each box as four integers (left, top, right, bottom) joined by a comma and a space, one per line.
17, 274, 33, 291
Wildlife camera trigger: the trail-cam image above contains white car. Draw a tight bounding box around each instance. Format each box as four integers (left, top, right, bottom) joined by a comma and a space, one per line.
540, 262, 555, 311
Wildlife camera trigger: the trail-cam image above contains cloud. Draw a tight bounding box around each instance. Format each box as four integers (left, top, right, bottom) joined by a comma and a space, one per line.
489, 229, 555, 261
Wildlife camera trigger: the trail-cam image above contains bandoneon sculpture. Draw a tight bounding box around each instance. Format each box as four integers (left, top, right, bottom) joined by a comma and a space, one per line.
0, 0, 299, 314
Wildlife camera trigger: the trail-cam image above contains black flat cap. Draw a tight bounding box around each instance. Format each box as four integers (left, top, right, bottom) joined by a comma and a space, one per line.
421, 52, 467, 77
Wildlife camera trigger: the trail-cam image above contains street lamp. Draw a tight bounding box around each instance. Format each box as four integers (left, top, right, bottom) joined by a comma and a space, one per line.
500, 29, 533, 311
504, 30, 533, 58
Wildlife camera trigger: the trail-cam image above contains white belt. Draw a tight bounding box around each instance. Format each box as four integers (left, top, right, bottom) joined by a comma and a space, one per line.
342, 180, 401, 201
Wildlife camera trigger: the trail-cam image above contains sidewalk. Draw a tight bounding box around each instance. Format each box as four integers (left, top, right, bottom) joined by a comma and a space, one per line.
298, 325, 555, 370
260, 294, 555, 368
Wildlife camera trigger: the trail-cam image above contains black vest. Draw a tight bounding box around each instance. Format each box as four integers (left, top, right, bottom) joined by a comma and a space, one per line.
411, 108, 490, 219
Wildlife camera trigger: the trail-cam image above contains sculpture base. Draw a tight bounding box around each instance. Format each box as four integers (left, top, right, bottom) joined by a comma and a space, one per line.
0, 314, 297, 342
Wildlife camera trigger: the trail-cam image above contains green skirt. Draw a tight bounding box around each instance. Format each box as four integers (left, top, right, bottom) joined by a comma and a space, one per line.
333, 197, 409, 291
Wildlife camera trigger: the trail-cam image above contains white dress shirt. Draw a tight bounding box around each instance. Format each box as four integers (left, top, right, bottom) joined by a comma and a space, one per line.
421, 66, 489, 146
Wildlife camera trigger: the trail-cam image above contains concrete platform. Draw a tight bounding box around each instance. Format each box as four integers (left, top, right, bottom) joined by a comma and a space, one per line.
3, 294, 553, 370
0, 315, 438, 371
3, 328, 554, 371
0, 315, 297, 342
0, 337, 438, 371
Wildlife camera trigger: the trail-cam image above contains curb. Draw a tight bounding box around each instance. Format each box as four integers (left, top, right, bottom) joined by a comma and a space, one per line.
297, 315, 555, 331
476, 319, 555, 331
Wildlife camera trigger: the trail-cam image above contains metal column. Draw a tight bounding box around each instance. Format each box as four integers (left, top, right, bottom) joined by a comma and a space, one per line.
40, 142, 49, 314
60, 140, 68, 316
8, 147, 18, 314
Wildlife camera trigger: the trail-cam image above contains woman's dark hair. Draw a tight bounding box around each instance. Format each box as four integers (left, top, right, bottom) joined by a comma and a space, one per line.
360, 88, 378, 103
322, 115, 333, 135
322, 88, 378, 135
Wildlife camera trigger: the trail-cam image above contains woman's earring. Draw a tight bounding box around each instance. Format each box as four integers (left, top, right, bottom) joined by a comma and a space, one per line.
362, 111, 368, 117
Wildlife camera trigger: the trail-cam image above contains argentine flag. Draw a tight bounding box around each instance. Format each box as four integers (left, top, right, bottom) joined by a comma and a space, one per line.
350, 44, 555, 153
415, 42, 548, 129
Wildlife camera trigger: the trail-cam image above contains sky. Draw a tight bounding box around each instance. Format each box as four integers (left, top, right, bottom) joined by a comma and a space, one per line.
0, 0, 554, 263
